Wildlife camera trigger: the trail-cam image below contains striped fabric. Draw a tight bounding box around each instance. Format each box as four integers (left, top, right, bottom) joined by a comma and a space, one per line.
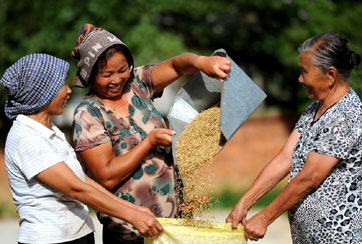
4, 115, 94, 243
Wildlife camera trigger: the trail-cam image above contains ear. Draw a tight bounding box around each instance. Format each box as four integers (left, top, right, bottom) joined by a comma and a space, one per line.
326, 66, 337, 86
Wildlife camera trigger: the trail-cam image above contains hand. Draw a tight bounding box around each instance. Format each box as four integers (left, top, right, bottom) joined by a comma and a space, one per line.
147, 128, 175, 147
243, 212, 268, 241
196, 56, 231, 82
225, 200, 248, 229
129, 210, 163, 237
134, 205, 156, 217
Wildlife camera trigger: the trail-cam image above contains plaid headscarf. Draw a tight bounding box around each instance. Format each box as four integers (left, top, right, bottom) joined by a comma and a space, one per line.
71, 24, 134, 88
0, 53, 69, 120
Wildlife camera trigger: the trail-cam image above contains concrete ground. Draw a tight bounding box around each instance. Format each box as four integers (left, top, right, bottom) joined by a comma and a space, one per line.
0, 209, 292, 244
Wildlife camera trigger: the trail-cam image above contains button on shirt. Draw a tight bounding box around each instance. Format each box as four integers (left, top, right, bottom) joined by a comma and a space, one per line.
4, 115, 94, 244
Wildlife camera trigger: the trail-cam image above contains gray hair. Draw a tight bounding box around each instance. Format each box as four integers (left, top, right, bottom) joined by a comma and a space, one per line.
298, 32, 361, 81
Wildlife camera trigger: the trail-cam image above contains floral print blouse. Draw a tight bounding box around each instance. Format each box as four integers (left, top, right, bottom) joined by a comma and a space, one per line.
72, 65, 177, 242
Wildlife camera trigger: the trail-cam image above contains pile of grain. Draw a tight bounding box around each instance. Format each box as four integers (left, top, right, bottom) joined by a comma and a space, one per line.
175, 106, 225, 220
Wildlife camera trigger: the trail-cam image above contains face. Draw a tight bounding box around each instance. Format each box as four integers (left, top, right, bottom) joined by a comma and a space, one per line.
93, 52, 130, 99
46, 82, 72, 115
298, 52, 331, 101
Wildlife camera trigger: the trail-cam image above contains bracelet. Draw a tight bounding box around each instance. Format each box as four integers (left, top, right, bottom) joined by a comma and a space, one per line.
115, 194, 120, 201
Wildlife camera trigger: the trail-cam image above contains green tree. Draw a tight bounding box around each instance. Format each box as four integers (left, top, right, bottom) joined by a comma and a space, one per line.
1, 0, 361, 141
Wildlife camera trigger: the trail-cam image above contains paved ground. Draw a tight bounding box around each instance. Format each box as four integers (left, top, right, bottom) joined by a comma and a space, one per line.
0, 209, 292, 243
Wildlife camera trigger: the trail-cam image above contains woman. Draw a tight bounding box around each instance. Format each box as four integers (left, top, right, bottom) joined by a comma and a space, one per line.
226, 32, 362, 243
1, 53, 162, 244
71, 24, 231, 243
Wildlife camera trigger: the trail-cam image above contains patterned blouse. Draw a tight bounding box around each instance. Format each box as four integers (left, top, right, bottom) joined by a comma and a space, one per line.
72, 65, 177, 242
289, 88, 362, 244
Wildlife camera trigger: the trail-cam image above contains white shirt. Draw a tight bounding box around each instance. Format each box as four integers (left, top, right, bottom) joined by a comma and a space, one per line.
4, 115, 94, 243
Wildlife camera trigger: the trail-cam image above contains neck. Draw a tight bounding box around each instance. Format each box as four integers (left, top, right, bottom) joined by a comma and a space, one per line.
95, 92, 126, 105
27, 112, 53, 129
319, 82, 349, 111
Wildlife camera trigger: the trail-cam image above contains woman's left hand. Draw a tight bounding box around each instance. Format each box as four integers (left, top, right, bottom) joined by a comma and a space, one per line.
196, 56, 231, 82
243, 212, 268, 241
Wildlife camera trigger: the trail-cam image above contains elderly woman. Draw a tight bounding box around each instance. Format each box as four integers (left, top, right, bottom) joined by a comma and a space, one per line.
226, 32, 361, 243
71, 24, 231, 243
1, 53, 162, 244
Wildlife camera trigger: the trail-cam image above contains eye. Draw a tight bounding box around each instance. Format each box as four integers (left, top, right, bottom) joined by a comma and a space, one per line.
119, 66, 129, 73
101, 73, 112, 78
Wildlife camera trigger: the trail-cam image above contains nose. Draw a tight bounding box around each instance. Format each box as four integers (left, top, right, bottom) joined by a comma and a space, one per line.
66, 84, 72, 94
298, 74, 303, 84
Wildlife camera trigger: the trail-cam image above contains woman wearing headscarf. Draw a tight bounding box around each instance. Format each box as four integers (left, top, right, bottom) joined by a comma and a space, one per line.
226, 32, 362, 243
1, 53, 162, 244
70, 24, 231, 243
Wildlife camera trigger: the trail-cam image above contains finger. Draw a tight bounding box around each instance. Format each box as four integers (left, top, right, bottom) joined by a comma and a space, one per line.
215, 68, 228, 79
158, 128, 176, 136
241, 218, 247, 226
160, 134, 172, 144
232, 219, 239, 230
244, 232, 250, 240
155, 221, 163, 233
150, 221, 163, 237
149, 225, 159, 237
225, 216, 231, 223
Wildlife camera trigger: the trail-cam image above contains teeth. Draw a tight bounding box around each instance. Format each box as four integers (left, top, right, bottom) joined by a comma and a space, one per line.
109, 85, 121, 89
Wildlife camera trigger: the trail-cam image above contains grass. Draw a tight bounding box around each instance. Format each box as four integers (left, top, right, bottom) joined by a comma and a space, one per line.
0, 202, 17, 218
211, 187, 283, 209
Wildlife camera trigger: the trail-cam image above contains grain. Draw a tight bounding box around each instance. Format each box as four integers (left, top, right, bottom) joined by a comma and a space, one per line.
175, 106, 225, 220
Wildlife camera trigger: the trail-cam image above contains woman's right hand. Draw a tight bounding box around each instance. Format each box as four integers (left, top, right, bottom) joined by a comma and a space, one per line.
129, 210, 163, 237
147, 128, 175, 148
225, 200, 249, 229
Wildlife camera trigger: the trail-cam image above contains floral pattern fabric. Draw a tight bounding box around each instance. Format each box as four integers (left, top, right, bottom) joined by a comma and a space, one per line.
289, 89, 362, 244
72, 65, 177, 242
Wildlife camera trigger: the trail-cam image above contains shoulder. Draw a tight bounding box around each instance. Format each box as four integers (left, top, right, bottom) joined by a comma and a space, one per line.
73, 95, 104, 119
335, 89, 362, 124
133, 65, 153, 80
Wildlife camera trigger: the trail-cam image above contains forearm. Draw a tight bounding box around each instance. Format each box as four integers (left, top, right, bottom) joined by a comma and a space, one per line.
102, 137, 153, 189
260, 175, 315, 225
152, 53, 207, 92
72, 181, 136, 223
170, 53, 203, 75
239, 159, 289, 209
260, 152, 339, 225
240, 130, 299, 210
85, 175, 141, 210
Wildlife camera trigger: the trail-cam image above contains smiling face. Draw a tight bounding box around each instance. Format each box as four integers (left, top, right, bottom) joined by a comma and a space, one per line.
92, 51, 130, 100
46, 81, 72, 115
298, 52, 331, 101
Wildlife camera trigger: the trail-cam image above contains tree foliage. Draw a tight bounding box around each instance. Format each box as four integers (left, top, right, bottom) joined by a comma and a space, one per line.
0, 0, 361, 138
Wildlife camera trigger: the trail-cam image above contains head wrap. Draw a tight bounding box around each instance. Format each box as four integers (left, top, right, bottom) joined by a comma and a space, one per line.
0, 53, 69, 120
71, 24, 134, 88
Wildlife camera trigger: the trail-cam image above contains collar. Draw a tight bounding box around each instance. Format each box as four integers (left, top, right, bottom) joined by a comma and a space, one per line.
15, 114, 65, 140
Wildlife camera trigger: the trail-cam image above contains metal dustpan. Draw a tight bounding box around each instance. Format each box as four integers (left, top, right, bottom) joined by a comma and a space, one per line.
167, 49, 267, 165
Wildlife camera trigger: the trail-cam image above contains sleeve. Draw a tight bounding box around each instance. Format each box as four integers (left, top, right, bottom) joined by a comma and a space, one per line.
72, 105, 110, 152
133, 65, 162, 100
16, 136, 64, 180
311, 114, 361, 160
294, 102, 317, 133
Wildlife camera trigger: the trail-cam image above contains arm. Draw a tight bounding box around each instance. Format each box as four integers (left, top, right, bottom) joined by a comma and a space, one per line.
244, 151, 340, 240
151, 53, 231, 93
79, 128, 174, 190
226, 129, 300, 228
36, 162, 163, 237
84, 175, 155, 216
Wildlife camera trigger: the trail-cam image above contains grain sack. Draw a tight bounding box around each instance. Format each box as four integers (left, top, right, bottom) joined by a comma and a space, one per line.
144, 218, 246, 244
